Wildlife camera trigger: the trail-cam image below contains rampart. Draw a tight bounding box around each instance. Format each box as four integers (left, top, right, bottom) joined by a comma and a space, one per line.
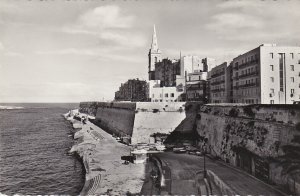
196, 104, 300, 194
79, 102, 186, 144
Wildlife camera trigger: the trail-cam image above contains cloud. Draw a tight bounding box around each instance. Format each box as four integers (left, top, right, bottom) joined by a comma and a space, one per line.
206, 1, 300, 43
62, 5, 146, 49
78, 5, 134, 29
0, 42, 4, 50
62, 5, 134, 33
206, 13, 262, 30
0, 41, 24, 57
35, 47, 144, 63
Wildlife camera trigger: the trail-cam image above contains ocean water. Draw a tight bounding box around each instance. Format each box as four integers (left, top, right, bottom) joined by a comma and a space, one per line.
0, 103, 84, 195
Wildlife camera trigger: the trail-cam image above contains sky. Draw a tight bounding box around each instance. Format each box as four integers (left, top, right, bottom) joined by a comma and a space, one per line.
0, 0, 300, 102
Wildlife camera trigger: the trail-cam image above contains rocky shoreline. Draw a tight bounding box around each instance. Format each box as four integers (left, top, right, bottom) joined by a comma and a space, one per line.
63, 110, 146, 195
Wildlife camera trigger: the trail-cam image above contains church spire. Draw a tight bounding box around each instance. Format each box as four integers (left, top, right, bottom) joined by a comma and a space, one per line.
151, 24, 158, 51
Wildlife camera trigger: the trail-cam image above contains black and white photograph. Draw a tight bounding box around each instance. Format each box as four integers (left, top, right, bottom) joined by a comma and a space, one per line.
1, 0, 300, 195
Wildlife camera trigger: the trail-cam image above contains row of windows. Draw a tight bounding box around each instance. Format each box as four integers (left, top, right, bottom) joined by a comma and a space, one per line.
270, 88, 296, 94
270, 64, 296, 71
152, 93, 175, 98
270, 52, 300, 60
240, 54, 259, 65
270, 77, 297, 83
212, 92, 226, 97
232, 99, 259, 104
153, 99, 177, 102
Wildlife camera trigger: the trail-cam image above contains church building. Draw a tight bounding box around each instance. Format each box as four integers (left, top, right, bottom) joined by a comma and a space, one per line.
147, 25, 185, 102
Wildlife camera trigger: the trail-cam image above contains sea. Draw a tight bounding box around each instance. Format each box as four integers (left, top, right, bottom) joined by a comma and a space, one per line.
0, 103, 84, 195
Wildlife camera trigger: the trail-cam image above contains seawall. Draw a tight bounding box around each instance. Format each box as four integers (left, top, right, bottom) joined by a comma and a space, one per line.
63, 110, 146, 195
79, 102, 186, 144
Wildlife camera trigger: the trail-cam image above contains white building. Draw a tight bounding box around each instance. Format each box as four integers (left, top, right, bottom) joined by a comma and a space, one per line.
232, 44, 300, 104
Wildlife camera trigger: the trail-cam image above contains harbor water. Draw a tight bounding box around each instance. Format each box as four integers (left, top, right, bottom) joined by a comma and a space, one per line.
0, 103, 84, 195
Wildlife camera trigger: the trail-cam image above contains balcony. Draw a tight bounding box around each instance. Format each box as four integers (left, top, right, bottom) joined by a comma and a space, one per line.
210, 80, 225, 85
239, 82, 260, 88
233, 76, 239, 80
211, 71, 225, 78
238, 59, 259, 69
211, 88, 225, 93
238, 71, 259, 79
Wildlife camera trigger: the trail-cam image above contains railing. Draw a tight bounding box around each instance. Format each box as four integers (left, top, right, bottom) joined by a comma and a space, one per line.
210, 80, 225, 85
238, 71, 259, 79
239, 82, 260, 88
211, 71, 225, 78
211, 88, 225, 93
238, 59, 259, 69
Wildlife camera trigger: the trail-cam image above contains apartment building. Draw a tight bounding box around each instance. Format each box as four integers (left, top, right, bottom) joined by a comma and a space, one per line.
114, 79, 148, 102
232, 44, 300, 104
202, 57, 216, 72
154, 58, 181, 87
186, 71, 208, 101
209, 62, 228, 103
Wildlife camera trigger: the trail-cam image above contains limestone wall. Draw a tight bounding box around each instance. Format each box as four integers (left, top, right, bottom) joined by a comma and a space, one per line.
196, 104, 300, 194
94, 103, 136, 137
79, 101, 186, 144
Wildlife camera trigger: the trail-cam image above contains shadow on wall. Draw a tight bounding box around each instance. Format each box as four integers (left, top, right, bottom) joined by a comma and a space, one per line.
164, 101, 204, 145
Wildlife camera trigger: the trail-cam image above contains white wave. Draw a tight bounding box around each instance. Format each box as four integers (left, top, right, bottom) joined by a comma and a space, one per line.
0, 105, 24, 110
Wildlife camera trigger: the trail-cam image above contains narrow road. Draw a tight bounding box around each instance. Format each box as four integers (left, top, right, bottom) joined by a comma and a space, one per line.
155, 152, 286, 196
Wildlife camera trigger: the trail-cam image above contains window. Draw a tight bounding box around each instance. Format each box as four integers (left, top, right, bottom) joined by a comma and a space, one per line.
171, 93, 174, 97
270, 53, 274, 59
160, 93, 162, 98
291, 77, 295, 82
271, 77, 274, 82
291, 65, 294, 71
291, 89, 295, 94
165, 93, 168, 98
270, 88, 274, 93
270, 100, 274, 104
291, 53, 294, 59
270, 65, 274, 71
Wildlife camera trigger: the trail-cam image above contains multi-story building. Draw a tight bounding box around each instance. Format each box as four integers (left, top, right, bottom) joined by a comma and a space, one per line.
209, 62, 228, 103
114, 79, 148, 102
202, 57, 216, 72
226, 62, 234, 103
154, 58, 181, 87
181, 55, 204, 77
148, 25, 185, 102
232, 44, 300, 104
185, 71, 208, 101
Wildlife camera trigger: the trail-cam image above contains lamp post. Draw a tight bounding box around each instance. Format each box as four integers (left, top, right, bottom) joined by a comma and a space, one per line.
203, 137, 208, 178
203, 143, 207, 178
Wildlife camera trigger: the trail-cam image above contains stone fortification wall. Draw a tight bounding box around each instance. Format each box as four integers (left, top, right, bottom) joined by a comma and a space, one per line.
131, 102, 186, 144
197, 104, 300, 193
93, 102, 136, 137
79, 102, 99, 116
198, 104, 300, 160
79, 102, 186, 144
